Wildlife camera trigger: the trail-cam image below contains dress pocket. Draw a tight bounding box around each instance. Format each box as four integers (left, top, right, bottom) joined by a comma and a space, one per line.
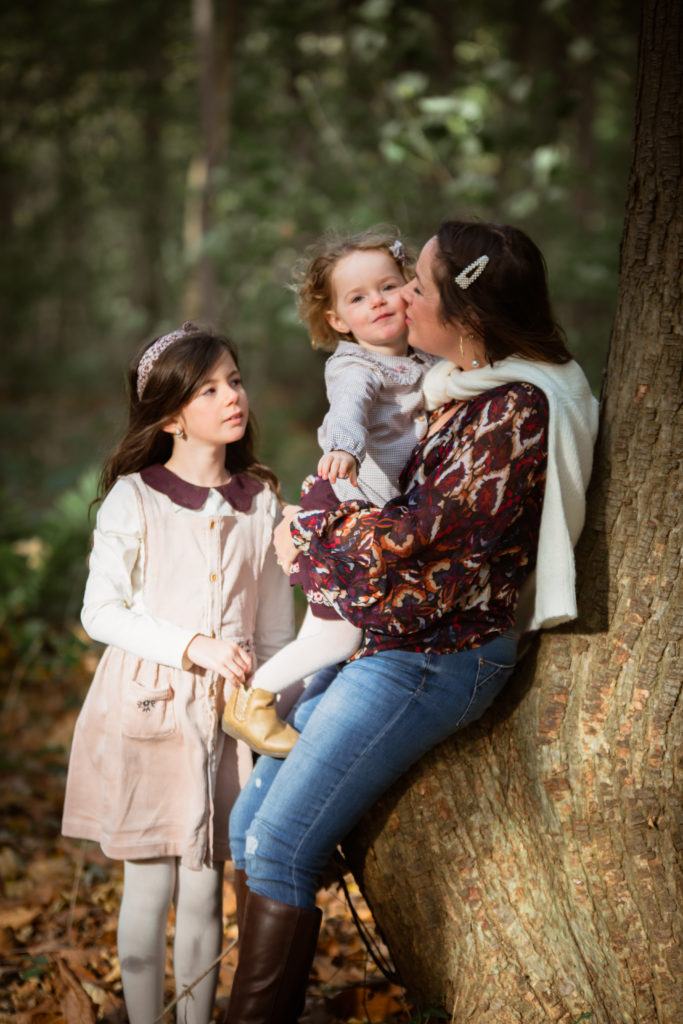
121, 681, 176, 739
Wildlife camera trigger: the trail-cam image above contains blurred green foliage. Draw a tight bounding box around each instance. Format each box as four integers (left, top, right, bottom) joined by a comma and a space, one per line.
0, 0, 638, 648
0, 474, 96, 672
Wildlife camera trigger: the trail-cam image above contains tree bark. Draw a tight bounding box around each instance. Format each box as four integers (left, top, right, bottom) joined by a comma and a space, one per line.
343, 1, 682, 1021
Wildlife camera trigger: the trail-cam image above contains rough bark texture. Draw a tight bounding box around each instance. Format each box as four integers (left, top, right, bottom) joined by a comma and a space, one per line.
343, 2, 682, 1021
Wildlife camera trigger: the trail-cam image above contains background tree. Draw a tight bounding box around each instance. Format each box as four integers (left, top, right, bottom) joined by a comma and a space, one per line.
344, 0, 682, 1020
0, 2, 653, 1010
1, 0, 636, 508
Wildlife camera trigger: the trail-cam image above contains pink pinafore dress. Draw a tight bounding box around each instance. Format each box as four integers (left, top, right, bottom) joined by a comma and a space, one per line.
62, 472, 274, 869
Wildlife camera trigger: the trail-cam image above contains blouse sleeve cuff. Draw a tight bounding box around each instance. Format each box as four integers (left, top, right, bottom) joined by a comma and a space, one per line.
290, 500, 371, 552
321, 434, 366, 462
290, 509, 327, 552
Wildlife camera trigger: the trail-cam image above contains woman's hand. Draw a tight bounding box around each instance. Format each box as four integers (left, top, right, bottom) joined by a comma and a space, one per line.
274, 506, 302, 573
318, 450, 358, 486
185, 635, 252, 686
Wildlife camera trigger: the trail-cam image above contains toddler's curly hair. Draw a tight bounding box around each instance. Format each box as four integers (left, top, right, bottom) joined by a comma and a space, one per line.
293, 226, 414, 352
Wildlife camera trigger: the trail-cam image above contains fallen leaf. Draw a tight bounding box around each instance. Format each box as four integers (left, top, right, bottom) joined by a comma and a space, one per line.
326, 983, 405, 1022
0, 905, 41, 930
53, 957, 97, 1024
80, 981, 107, 1007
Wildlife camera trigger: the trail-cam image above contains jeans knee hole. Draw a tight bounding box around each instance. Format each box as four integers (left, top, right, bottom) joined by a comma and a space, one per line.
245, 834, 259, 856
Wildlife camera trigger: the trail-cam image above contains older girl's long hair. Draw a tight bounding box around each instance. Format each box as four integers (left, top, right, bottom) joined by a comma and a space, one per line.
96, 326, 279, 504
433, 220, 573, 365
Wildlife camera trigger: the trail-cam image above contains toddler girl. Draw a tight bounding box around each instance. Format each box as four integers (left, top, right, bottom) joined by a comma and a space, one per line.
222, 228, 436, 755
62, 323, 295, 1024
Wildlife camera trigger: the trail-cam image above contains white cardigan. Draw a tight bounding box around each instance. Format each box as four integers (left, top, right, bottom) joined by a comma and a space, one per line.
423, 357, 600, 633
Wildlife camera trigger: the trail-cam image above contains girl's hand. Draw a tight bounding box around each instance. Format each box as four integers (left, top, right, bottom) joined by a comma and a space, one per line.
318, 450, 358, 486
274, 513, 301, 573
185, 635, 252, 685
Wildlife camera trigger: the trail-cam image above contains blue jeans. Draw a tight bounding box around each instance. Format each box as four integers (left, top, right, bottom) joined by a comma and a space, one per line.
230, 633, 517, 909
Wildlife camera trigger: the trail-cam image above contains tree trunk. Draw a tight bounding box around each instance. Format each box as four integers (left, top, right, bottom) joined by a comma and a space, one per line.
183, 0, 240, 320
139, 51, 167, 332
343, 2, 682, 1021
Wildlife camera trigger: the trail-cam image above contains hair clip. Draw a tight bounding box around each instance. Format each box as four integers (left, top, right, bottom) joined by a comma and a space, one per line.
389, 240, 406, 266
455, 255, 489, 289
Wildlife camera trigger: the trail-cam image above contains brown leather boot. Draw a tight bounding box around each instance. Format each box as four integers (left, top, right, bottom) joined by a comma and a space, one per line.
221, 685, 299, 758
232, 867, 248, 933
224, 891, 322, 1023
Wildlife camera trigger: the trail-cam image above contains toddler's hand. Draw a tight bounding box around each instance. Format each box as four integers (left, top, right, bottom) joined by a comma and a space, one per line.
318, 450, 358, 486
185, 635, 252, 685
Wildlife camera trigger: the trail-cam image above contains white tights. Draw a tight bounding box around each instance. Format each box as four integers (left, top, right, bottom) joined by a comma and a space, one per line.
251, 606, 362, 693
117, 857, 224, 1024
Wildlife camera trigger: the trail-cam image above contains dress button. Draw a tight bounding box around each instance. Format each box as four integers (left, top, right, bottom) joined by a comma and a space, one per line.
209, 520, 216, 529
210, 573, 217, 582
210, 631, 216, 638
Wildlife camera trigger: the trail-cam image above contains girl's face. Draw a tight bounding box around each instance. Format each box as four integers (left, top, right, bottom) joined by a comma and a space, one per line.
401, 236, 467, 362
325, 249, 408, 356
166, 350, 249, 448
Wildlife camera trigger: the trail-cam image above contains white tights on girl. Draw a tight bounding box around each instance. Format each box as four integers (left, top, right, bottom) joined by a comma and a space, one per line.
117, 857, 223, 1024
251, 606, 362, 693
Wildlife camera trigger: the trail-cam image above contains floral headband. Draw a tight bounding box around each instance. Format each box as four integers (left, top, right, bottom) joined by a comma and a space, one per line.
455, 255, 489, 289
136, 321, 196, 399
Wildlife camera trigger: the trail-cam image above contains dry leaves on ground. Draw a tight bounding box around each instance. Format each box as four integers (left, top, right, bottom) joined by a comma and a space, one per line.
0, 645, 414, 1023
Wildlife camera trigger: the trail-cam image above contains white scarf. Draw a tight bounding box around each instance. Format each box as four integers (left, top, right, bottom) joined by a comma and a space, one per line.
423, 356, 600, 633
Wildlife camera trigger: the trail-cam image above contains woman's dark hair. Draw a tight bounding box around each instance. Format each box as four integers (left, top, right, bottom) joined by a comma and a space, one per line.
433, 220, 572, 365
96, 326, 279, 504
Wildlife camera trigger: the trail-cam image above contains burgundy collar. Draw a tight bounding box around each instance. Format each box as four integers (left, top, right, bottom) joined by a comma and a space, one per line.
140, 464, 263, 511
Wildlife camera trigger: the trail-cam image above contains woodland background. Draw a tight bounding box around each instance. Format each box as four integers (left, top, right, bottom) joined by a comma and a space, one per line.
1, 0, 642, 1020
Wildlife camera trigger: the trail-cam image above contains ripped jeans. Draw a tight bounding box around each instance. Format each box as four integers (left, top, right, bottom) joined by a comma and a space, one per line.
229, 633, 517, 909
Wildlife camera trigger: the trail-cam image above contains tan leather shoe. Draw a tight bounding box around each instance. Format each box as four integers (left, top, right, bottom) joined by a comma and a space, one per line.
221, 685, 299, 758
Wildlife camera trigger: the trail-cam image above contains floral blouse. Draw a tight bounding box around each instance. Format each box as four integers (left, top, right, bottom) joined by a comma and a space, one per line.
290, 382, 548, 658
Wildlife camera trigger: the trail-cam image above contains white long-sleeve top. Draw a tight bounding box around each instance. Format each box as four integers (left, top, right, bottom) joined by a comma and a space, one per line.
81, 474, 295, 670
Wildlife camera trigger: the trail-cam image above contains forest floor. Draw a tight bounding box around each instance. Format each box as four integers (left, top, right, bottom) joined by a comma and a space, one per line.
0, 638, 413, 1024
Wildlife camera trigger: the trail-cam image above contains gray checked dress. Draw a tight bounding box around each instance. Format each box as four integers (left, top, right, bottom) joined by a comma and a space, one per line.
318, 341, 437, 506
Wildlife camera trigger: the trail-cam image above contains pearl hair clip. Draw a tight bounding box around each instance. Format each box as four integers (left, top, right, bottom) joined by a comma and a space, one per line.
136, 321, 195, 399
455, 255, 489, 289
389, 239, 406, 266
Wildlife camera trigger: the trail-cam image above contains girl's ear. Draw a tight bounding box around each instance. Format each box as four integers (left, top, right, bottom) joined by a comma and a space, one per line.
162, 416, 181, 436
325, 309, 351, 335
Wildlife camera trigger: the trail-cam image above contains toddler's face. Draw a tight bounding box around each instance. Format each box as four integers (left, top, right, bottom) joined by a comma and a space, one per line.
325, 249, 408, 357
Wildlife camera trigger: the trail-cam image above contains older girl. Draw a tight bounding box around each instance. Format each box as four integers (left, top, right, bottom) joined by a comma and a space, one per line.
62, 323, 295, 1024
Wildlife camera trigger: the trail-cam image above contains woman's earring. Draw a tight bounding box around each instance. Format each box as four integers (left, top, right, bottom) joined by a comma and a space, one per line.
459, 334, 465, 360
471, 359, 480, 367
175, 427, 186, 440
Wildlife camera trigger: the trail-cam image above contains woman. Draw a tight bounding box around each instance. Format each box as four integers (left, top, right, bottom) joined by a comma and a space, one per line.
224, 220, 599, 1023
